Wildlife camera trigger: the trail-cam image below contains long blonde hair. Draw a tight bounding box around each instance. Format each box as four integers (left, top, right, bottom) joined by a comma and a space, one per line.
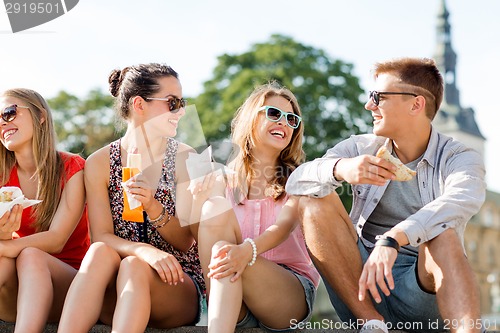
229, 82, 304, 203
0, 88, 64, 232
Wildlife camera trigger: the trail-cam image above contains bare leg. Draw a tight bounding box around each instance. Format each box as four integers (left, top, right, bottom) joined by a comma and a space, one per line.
111, 256, 199, 333
207, 241, 242, 333
14, 247, 77, 333
57, 242, 121, 333
0, 257, 18, 322
241, 258, 309, 329
296, 193, 383, 321
208, 243, 310, 333
419, 229, 481, 333
197, 196, 240, 295
195, 196, 245, 333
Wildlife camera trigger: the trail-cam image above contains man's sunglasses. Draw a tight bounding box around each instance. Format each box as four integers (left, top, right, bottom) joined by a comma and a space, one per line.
258, 106, 302, 129
369, 91, 418, 106
146, 97, 187, 113
1, 104, 30, 123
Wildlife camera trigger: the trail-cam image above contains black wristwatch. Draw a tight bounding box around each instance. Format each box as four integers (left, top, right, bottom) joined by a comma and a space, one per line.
375, 235, 400, 252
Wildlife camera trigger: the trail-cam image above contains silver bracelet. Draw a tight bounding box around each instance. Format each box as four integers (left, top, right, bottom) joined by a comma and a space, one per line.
244, 238, 257, 266
148, 205, 166, 224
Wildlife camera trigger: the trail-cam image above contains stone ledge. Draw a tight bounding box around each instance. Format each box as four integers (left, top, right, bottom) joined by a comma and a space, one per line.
1, 322, 497, 332
0, 322, 411, 333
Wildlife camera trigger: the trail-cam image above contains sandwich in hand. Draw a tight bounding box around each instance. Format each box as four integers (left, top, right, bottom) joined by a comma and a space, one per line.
376, 146, 417, 181
0, 191, 13, 202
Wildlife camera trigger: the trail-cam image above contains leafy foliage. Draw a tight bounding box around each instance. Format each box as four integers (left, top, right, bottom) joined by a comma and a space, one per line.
48, 89, 122, 158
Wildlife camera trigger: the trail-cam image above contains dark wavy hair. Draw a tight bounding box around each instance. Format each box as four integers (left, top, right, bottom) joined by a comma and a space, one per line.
108, 63, 178, 119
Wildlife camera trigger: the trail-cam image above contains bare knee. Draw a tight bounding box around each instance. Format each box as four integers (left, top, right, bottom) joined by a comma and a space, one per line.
211, 240, 232, 257
426, 229, 465, 264
16, 247, 47, 270
79, 242, 120, 272
86, 242, 118, 259
297, 192, 347, 225
199, 196, 233, 225
420, 229, 469, 288
118, 256, 149, 278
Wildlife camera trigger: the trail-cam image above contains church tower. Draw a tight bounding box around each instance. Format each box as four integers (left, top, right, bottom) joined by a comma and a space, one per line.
433, 0, 486, 158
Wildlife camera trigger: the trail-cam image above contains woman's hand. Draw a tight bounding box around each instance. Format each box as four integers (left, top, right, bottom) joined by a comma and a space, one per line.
0, 204, 22, 240
137, 246, 185, 285
188, 172, 217, 203
125, 173, 156, 211
207, 241, 253, 282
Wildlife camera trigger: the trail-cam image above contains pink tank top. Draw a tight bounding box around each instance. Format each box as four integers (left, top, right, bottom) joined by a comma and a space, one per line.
229, 191, 320, 287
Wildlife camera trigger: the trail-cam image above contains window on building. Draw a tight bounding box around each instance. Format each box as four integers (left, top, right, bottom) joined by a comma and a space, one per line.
484, 208, 494, 227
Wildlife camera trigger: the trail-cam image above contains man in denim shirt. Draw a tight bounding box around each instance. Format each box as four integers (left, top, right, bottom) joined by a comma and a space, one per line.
286, 58, 485, 333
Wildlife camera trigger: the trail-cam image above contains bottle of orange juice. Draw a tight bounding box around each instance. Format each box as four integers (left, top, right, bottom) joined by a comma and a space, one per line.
122, 153, 144, 222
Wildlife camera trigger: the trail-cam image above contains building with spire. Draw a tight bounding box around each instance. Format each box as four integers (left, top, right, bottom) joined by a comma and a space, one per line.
433, 0, 500, 317
433, 0, 486, 156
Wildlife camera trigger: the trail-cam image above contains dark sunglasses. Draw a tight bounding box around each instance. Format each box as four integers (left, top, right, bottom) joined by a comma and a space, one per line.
146, 96, 187, 113
369, 91, 418, 106
258, 106, 302, 129
1, 104, 30, 122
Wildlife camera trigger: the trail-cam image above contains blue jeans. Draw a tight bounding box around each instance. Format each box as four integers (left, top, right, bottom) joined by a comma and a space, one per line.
188, 273, 205, 325
323, 240, 445, 333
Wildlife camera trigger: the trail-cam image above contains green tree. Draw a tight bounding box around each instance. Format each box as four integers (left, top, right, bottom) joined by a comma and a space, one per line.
48, 89, 122, 158
194, 34, 372, 207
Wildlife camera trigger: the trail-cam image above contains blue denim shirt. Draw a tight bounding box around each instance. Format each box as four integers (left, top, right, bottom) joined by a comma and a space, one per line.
285, 127, 486, 248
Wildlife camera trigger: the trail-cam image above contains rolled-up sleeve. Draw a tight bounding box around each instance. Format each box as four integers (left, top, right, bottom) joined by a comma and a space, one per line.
286, 136, 366, 197
286, 157, 341, 198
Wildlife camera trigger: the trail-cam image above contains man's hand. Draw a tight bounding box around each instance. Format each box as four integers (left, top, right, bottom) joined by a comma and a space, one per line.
358, 245, 398, 303
334, 156, 396, 186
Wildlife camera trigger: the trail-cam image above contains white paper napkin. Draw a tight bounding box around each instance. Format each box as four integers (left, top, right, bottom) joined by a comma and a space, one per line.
121, 179, 142, 210
186, 146, 235, 187
0, 186, 42, 218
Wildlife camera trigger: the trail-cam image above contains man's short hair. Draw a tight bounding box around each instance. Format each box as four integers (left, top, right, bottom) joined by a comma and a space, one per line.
373, 57, 444, 120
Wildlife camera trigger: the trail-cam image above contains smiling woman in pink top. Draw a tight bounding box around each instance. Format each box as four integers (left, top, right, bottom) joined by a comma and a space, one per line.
195, 82, 319, 333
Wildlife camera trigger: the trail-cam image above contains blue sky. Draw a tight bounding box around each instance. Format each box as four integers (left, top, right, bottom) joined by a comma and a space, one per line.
1, 0, 499, 191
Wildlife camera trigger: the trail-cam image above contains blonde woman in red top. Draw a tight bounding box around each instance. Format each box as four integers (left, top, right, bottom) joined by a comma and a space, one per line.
0, 88, 90, 332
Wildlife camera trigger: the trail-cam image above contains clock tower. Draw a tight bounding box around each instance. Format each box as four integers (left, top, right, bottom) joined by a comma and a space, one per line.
432, 0, 486, 158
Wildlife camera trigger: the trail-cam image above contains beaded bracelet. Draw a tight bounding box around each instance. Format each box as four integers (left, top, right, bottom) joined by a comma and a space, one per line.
153, 213, 171, 229
148, 205, 166, 224
244, 238, 257, 266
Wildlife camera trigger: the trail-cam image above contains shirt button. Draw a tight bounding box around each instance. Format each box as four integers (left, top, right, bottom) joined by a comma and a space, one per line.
373, 199, 378, 203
